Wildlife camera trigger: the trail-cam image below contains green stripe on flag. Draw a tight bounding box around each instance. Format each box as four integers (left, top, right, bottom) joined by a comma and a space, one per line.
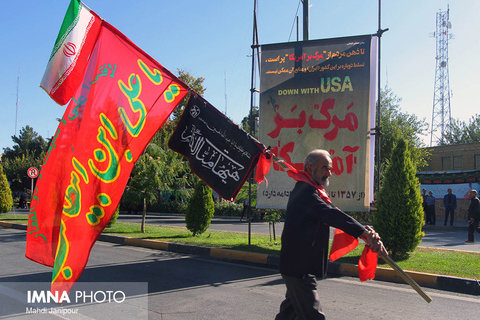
49, 0, 82, 61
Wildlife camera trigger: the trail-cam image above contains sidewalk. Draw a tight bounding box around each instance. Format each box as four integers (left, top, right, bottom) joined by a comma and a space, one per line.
2, 210, 480, 296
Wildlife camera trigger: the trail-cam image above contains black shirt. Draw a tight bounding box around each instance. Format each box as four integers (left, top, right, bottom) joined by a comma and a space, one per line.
468, 197, 480, 220
279, 181, 366, 278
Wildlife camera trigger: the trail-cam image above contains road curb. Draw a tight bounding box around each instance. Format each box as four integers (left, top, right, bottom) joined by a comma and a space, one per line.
0, 221, 26, 231
2, 221, 479, 296
326, 260, 480, 295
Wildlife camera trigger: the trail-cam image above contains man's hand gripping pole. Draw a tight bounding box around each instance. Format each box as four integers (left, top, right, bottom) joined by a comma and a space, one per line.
364, 226, 432, 303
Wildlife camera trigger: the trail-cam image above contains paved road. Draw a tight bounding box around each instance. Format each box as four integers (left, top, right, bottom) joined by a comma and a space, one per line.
119, 213, 480, 252
5, 209, 480, 252
1, 227, 479, 320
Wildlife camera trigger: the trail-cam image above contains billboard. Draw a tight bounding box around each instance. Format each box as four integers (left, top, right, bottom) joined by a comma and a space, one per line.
257, 35, 378, 211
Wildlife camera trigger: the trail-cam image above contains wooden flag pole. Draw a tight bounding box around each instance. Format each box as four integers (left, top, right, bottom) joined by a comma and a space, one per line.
379, 252, 432, 303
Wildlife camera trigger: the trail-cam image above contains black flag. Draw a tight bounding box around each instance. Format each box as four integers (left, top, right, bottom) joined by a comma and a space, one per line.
168, 95, 263, 200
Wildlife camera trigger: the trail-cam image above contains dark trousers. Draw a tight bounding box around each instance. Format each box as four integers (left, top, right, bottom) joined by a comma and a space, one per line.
426, 205, 436, 225
467, 219, 479, 242
275, 274, 326, 320
444, 208, 455, 226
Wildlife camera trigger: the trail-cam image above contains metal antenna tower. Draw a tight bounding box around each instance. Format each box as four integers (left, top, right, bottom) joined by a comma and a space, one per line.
430, 6, 453, 146
224, 71, 227, 116
15, 71, 20, 137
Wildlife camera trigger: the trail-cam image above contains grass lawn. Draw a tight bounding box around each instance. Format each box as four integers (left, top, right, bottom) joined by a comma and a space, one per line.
104, 221, 282, 255
2, 214, 479, 279
0, 214, 30, 225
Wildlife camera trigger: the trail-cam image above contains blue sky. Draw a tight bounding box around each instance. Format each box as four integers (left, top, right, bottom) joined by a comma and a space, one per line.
1, 0, 479, 151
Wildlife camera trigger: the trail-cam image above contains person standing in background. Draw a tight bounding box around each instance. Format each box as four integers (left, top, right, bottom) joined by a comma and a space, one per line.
443, 189, 457, 226
426, 191, 436, 225
421, 189, 428, 224
465, 190, 480, 243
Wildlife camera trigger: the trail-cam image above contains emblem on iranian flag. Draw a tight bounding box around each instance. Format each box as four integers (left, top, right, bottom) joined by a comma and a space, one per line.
63, 42, 77, 57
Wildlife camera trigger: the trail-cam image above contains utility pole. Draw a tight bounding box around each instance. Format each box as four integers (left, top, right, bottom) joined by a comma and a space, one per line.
302, 0, 309, 41
248, 0, 260, 246
374, 0, 388, 196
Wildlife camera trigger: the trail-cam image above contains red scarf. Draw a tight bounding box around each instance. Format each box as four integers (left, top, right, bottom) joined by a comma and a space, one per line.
286, 169, 331, 204
255, 153, 378, 282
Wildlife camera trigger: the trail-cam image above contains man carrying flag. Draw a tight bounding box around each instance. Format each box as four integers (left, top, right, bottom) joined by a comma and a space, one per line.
275, 149, 387, 320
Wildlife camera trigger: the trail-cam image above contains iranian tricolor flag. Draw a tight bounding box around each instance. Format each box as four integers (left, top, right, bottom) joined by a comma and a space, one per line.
40, 0, 102, 105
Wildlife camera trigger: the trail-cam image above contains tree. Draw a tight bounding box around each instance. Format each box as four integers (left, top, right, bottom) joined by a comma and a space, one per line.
241, 105, 259, 138
123, 143, 188, 232
185, 181, 214, 236
378, 86, 430, 181
170, 69, 206, 124
441, 114, 480, 145
106, 206, 120, 228
123, 154, 159, 233
2, 150, 44, 193
0, 163, 13, 213
2, 126, 47, 193
2, 126, 47, 161
373, 138, 424, 258
235, 183, 257, 207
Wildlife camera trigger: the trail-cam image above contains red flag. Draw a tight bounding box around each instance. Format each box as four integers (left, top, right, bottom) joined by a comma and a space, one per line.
358, 246, 378, 282
329, 228, 359, 261
254, 152, 272, 185
26, 18, 187, 293
329, 228, 378, 281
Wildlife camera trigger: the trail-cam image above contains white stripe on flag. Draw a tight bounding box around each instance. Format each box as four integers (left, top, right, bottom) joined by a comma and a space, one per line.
40, 5, 96, 96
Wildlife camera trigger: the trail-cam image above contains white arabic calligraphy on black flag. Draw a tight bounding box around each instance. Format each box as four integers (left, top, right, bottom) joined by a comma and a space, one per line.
168, 95, 264, 200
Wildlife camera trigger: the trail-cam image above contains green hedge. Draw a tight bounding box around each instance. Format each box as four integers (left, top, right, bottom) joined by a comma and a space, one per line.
214, 201, 243, 216
186, 182, 214, 236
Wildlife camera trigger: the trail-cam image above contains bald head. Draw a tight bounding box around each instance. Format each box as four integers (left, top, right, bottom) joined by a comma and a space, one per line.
304, 149, 331, 169
467, 190, 478, 199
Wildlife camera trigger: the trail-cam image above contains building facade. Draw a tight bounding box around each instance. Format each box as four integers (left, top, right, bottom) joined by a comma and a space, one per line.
417, 142, 480, 225
422, 142, 480, 171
